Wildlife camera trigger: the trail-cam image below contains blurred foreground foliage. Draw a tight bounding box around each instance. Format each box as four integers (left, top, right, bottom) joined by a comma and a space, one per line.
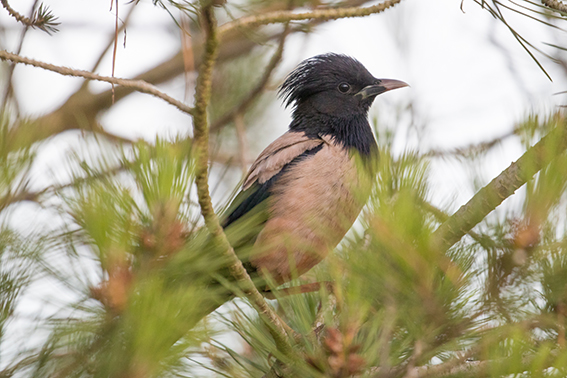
1, 110, 567, 377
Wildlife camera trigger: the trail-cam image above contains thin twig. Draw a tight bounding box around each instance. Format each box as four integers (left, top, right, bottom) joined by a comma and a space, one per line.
180, 15, 195, 103
0, 50, 195, 116
111, 0, 119, 103
0, 0, 39, 115
430, 115, 567, 253
218, 0, 403, 36
88, 3, 136, 77
190, 4, 295, 358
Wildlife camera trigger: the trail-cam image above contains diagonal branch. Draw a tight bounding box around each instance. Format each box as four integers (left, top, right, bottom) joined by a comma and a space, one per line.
0, 50, 195, 117
218, 0, 403, 36
190, 4, 295, 359
430, 115, 567, 253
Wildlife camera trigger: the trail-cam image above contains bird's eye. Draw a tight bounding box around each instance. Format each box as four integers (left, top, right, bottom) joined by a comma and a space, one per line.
337, 83, 351, 93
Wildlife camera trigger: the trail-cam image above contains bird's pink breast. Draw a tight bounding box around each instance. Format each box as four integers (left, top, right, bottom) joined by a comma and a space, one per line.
251, 139, 371, 286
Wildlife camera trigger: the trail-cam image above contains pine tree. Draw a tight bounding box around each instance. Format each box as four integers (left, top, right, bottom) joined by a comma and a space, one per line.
1, 1, 567, 377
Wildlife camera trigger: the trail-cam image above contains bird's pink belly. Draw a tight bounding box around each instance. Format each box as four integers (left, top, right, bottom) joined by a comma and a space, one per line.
250, 145, 369, 285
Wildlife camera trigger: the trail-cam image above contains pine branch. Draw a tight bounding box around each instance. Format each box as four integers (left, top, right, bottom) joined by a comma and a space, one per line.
542, 0, 567, 13
430, 115, 567, 253
0, 50, 195, 117
190, 4, 295, 359
0, 0, 60, 34
218, 0, 404, 36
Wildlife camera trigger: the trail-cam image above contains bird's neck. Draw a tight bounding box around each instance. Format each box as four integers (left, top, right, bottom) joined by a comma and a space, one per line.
289, 112, 378, 157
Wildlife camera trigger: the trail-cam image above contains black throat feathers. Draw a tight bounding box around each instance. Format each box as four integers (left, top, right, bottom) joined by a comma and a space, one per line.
288, 110, 378, 158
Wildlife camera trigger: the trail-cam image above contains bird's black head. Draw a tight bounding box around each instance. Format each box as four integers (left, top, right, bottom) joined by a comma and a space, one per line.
279, 53, 407, 118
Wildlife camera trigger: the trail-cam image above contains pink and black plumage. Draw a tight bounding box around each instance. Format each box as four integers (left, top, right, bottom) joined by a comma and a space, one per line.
222, 53, 408, 287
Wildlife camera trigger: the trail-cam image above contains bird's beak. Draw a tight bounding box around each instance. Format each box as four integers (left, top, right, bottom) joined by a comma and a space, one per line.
355, 79, 409, 100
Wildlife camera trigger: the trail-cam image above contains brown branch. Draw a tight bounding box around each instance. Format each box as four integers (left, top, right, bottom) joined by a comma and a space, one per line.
430, 114, 567, 253
1, 0, 30, 24
0, 191, 40, 212
210, 23, 290, 133
0, 0, 59, 33
0, 50, 195, 117
218, 0, 403, 36
190, 4, 295, 358
542, 0, 567, 14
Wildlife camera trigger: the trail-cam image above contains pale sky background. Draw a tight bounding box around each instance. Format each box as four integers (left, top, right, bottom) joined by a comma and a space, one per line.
1, 0, 567, 371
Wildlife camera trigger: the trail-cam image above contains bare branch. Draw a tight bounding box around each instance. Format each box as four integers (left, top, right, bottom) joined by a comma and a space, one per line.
218, 0, 403, 36
0, 50, 195, 117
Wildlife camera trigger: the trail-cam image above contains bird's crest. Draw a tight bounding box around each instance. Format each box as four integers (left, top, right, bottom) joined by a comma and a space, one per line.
278, 53, 372, 109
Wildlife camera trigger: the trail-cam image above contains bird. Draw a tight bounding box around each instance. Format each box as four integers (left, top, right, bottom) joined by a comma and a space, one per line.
220, 53, 408, 291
